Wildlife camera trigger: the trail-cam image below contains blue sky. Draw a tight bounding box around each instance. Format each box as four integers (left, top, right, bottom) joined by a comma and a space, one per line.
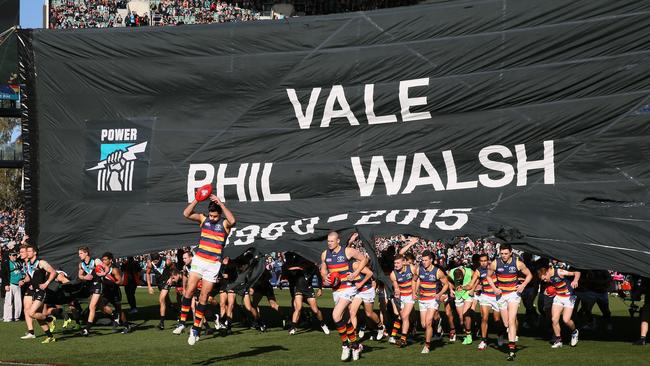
20, 0, 43, 29
11, 124, 20, 142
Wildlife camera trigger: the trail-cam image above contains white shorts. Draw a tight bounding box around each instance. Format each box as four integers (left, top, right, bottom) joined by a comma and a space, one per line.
354, 288, 376, 304
497, 292, 521, 309
190, 258, 221, 283
552, 295, 576, 309
333, 287, 358, 304
455, 296, 472, 308
479, 294, 499, 312
419, 299, 439, 311
399, 295, 415, 309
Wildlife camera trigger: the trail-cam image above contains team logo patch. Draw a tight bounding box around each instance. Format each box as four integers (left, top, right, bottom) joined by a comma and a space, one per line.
84, 119, 153, 195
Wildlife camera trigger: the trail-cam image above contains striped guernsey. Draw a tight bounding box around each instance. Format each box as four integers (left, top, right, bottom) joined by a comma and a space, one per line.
418, 265, 440, 300
195, 216, 226, 264
496, 257, 519, 294
394, 265, 414, 297
325, 247, 353, 291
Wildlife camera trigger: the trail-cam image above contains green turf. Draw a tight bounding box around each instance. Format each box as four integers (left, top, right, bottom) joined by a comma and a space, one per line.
0, 288, 646, 365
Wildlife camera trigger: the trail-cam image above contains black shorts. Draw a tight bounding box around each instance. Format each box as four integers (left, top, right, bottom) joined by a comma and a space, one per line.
102, 287, 122, 305
294, 277, 315, 299
45, 289, 68, 306
219, 279, 238, 294
641, 302, 650, 321
158, 282, 171, 291
230, 284, 247, 297
253, 281, 275, 300
295, 288, 315, 299
90, 281, 103, 295
218, 280, 229, 293
24, 287, 35, 298
33, 289, 47, 303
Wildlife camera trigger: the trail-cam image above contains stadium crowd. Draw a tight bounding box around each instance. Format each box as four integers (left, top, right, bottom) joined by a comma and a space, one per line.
0, 209, 24, 250
48, 0, 262, 28
46, 0, 426, 29
151, 0, 260, 26
49, 0, 130, 29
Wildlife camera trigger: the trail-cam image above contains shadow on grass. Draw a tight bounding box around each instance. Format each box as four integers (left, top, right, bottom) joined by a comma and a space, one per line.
488, 343, 529, 355
192, 345, 289, 364
53, 320, 151, 340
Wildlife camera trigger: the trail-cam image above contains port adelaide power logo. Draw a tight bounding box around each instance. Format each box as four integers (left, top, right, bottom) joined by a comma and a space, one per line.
84, 119, 152, 193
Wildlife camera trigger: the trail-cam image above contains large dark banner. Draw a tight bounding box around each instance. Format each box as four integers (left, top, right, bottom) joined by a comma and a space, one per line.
18, 0, 650, 275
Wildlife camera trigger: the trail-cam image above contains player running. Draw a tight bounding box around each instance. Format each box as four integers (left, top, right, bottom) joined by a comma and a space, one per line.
389, 254, 416, 348
174, 194, 235, 346
216, 256, 237, 333
538, 265, 581, 348
487, 244, 532, 361
284, 252, 329, 335
473, 254, 503, 350
146, 253, 174, 330
78, 246, 104, 336
176, 250, 193, 318
18, 243, 37, 340
245, 269, 284, 332
349, 255, 382, 340
22, 243, 58, 343
321, 231, 368, 361
416, 250, 449, 353
98, 252, 130, 334
449, 263, 475, 345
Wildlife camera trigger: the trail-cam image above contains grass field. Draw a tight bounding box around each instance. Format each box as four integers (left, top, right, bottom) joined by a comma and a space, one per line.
0, 288, 646, 365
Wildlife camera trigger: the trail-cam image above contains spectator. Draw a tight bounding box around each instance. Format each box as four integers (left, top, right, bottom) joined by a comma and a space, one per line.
2, 250, 24, 322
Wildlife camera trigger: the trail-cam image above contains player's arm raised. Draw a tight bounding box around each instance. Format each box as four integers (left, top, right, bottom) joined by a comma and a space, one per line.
347, 232, 359, 246
183, 198, 204, 223
399, 236, 417, 255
